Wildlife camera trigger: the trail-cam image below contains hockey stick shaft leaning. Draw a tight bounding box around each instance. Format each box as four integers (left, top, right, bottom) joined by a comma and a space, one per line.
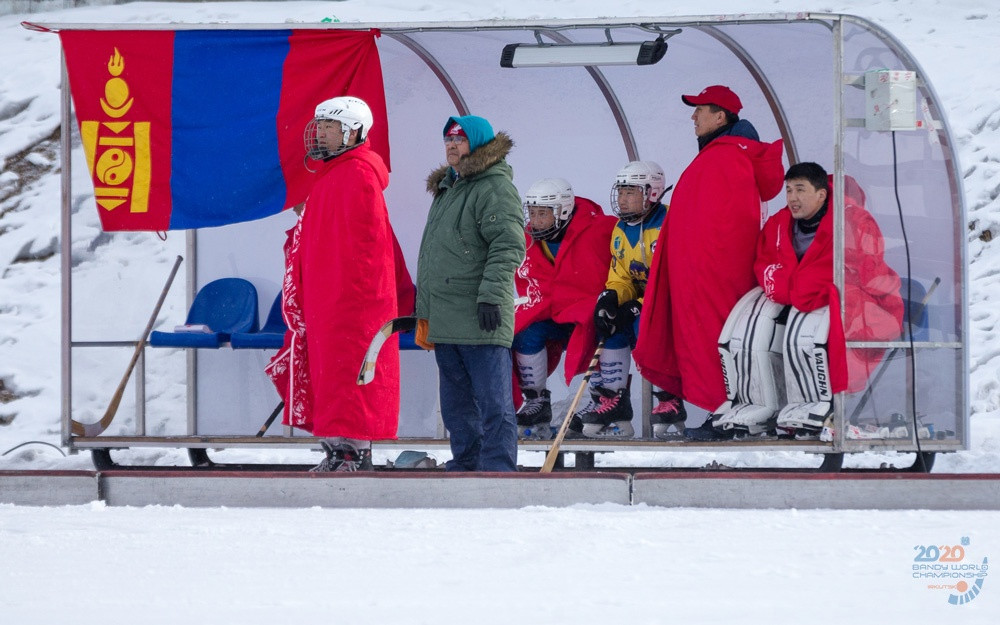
72, 255, 184, 437
540, 339, 605, 473
255, 401, 285, 437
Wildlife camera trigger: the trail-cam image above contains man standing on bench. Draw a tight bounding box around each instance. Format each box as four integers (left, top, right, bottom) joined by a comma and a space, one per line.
266, 96, 405, 472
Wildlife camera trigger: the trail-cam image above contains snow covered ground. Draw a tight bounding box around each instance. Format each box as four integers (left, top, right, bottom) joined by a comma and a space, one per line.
1, 1, 999, 621
0, 502, 997, 624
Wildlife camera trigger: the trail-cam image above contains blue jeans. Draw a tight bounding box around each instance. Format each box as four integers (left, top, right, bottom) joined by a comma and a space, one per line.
434, 344, 518, 472
512, 319, 573, 355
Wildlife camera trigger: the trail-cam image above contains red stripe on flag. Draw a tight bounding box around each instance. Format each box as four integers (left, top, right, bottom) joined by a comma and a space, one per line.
277, 29, 390, 210
60, 31, 174, 231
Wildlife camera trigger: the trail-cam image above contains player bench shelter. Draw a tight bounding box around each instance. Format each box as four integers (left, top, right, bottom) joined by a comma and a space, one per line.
43, 13, 968, 467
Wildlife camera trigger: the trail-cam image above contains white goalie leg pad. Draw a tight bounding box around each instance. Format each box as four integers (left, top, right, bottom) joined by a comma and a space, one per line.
715, 287, 787, 433
777, 306, 833, 430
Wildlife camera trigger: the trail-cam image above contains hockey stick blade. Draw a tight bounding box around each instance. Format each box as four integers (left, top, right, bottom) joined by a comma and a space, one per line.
357, 316, 417, 385
72, 255, 184, 438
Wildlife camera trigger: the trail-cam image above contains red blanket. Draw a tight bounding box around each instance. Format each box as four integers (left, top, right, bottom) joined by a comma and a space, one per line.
756, 176, 903, 392
634, 136, 785, 411
266, 143, 411, 438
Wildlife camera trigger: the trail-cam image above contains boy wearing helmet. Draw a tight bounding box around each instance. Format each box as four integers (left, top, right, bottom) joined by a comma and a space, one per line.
267, 96, 413, 472
577, 161, 686, 439
511, 178, 616, 439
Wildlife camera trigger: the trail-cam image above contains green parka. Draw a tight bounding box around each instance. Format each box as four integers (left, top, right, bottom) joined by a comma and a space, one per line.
415, 132, 525, 347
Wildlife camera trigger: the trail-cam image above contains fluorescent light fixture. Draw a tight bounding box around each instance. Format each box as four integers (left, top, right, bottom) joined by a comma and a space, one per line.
500, 37, 667, 68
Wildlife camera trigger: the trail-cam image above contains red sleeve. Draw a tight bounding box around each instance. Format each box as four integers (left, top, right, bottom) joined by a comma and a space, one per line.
391, 229, 415, 316
754, 212, 794, 305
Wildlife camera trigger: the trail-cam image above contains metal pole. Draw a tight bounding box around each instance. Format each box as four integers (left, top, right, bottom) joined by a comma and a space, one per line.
60, 50, 73, 447
186, 229, 197, 434
832, 17, 846, 450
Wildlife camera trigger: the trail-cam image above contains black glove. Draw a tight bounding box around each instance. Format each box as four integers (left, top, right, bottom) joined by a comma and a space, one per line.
593, 289, 619, 339
478, 302, 501, 332
617, 299, 642, 334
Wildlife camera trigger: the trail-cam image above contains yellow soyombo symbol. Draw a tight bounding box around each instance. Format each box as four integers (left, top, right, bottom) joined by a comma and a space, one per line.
81, 48, 151, 213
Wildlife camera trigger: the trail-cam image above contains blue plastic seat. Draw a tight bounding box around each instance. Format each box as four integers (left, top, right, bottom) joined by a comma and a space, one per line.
150, 278, 259, 349
231, 293, 287, 349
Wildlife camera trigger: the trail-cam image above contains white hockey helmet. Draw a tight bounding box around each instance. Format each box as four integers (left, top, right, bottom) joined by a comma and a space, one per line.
611, 160, 666, 222
523, 178, 575, 240
304, 96, 374, 160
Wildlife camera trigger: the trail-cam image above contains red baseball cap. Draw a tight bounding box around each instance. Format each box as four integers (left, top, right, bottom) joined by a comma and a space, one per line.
445, 122, 467, 138
681, 85, 743, 115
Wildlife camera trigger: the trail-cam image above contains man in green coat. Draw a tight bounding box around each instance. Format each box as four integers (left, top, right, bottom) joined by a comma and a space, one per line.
415, 115, 525, 471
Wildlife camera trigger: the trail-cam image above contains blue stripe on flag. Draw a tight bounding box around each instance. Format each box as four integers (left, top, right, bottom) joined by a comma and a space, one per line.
169, 30, 291, 229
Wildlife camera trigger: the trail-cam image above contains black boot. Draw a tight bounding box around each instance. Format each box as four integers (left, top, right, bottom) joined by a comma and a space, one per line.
579, 386, 634, 438
311, 441, 366, 472
517, 389, 553, 440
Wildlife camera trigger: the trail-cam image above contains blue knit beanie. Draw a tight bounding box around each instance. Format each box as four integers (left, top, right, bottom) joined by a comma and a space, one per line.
443, 115, 495, 153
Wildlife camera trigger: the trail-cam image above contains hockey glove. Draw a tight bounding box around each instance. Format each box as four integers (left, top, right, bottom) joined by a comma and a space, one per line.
478, 302, 501, 332
593, 289, 619, 339
617, 299, 642, 334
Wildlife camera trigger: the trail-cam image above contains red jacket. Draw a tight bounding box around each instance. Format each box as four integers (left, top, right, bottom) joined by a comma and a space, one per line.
633, 135, 785, 411
755, 177, 903, 392
514, 197, 615, 383
266, 143, 411, 438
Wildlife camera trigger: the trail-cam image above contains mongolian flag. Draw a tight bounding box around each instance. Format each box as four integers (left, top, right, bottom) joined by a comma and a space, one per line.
59, 29, 389, 231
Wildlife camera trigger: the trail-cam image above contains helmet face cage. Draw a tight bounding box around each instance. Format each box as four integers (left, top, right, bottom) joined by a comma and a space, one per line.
304, 118, 348, 161
523, 203, 561, 240
610, 161, 666, 223
610, 184, 652, 222
523, 178, 575, 240
304, 96, 373, 161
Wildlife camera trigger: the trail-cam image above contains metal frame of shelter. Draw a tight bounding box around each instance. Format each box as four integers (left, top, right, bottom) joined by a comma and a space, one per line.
42, 13, 968, 469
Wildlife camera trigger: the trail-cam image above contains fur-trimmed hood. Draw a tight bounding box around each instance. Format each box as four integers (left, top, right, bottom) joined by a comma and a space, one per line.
426, 132, 514, 193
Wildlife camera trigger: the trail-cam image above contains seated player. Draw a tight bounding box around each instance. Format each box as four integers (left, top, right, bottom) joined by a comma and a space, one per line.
703, 162, 903, 440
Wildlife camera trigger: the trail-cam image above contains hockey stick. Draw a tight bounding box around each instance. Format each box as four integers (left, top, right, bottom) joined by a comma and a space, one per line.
255, 401, 285, 437
356, 315, 417, 385
540, 339, 605, 473
847, 276, 940, 422
72, 255, 184, 437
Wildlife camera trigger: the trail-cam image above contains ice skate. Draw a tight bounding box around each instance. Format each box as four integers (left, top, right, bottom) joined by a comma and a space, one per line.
561, 390, 600, 439
517, 389, 553, 440
311, 441, 371, 472
714, 403, 776, 438
776, 401, 832, 433
579, 386, 634, 438
684, 414, 729, 441
651, 390, 686, 439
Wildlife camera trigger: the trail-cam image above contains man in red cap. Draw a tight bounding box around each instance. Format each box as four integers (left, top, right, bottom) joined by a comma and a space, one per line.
632, 85, 786, 440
